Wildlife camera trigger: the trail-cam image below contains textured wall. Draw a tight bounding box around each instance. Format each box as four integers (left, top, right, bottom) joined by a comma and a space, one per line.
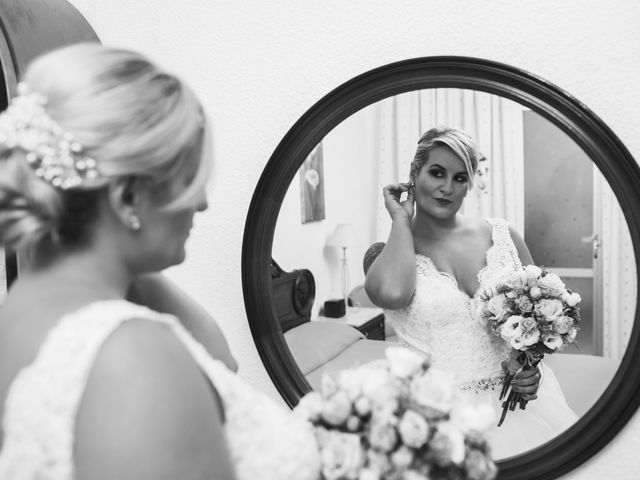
65, 1, 640, 478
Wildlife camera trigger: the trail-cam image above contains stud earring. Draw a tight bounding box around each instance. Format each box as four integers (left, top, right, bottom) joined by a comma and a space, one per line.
128, 215, 141, 231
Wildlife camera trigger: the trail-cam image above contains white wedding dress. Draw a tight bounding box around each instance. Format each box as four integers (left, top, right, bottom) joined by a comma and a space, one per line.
384, 218, 579, 460
0, 300, 321, 480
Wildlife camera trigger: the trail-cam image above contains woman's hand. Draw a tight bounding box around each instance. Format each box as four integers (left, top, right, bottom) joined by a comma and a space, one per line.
511, 365, 542, 401
383, 182, 414, 221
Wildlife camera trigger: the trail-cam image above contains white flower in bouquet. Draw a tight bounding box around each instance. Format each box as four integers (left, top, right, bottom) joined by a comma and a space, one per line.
509, 335, 525, 350
568, 328, 578, 342
429, 422, 466, 465
534, 298, 564, 321
563, 291, 582, 307
504, 270, 528, 290
366, 450, 391, 476
386, 346, 429, 379
524, 264, 543, 280
319, 430, 364, 480
484, 293, 509, 322
368, 414, 399, 452
522, 329, 540, 347
357, 468, 381, 480
354, 395, 372, 416
321, 374, 339, 397
465, 448, 498, 480
409, 369, 455, 416
542, 332, 564, 350
529, 286, 542, 299
553, 315, 575, 334
450, 403, 496, 435
295, 391, 324, 422
398, 409, 430, 448
516, 295, 534, 313
337, 369, 364, 401
346, 415, 362, 432
321, 390, 352, 426
500, 315, 525, 340
538, 272, 566, 296
391, 445, 415, 469
401, 471, 430, 480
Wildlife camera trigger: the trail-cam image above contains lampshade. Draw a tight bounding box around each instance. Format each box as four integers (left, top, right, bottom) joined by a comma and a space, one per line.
326, 223, 359, 248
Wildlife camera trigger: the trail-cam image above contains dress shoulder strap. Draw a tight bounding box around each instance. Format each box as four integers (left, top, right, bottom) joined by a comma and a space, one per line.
0, 300, 206, 479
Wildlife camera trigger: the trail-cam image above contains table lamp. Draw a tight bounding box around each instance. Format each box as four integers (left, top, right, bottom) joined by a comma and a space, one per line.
326, 223, 359, 307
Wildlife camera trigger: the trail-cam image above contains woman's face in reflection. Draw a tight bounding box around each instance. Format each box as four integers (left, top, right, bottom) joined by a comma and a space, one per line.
414, 146, 470, 219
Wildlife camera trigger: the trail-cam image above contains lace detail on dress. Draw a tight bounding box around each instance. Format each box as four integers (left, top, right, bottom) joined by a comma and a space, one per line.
385, 218, 522, 388
0, 300, 320, 480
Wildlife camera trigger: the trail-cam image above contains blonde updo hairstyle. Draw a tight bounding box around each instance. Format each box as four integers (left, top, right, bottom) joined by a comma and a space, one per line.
0, 42, 210, 251
409, 126, 481, 189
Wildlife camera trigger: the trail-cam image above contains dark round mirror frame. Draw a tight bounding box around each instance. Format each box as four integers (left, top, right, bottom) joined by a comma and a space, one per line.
242, 56, 640, 480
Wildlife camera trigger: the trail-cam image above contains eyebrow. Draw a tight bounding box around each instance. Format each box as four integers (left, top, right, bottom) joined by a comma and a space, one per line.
428, 163, 468, 176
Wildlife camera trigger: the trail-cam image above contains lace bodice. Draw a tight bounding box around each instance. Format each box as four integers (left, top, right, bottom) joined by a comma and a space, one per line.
385, 218, 522, 388
0, 300, 320, 480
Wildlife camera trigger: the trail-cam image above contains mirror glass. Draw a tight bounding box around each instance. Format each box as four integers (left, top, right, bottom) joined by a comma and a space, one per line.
271, 87, 637, 460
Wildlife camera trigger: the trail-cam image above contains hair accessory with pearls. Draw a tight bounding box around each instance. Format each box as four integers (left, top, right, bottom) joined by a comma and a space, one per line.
0, 82, 102, 190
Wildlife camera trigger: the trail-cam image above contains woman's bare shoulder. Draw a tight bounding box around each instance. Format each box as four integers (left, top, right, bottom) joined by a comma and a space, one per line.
74, 318, 234, 479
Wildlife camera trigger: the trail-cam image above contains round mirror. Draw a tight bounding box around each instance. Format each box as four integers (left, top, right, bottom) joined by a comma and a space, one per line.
242, 57, 640, 479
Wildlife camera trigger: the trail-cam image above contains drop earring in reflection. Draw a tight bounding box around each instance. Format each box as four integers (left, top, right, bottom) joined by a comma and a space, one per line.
128, 215, 141, 231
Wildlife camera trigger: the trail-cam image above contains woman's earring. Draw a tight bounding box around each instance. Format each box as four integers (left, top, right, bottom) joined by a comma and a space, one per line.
128, 215, 141, 231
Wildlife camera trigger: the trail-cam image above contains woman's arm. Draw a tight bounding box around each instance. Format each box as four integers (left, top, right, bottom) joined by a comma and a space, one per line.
74, 319, 237, 480
127, 273, 238, 372
509, 225, 534, 266
364, 183, 417, 309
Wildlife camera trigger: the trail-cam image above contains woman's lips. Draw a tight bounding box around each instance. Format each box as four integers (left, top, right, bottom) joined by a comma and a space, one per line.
434, 197, 452, 205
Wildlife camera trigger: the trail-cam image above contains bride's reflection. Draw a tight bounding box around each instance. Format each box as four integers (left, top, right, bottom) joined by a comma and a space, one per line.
272, 88, 634, 460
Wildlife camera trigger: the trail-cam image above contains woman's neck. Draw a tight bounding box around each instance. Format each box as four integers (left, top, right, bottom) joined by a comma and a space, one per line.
14, 242, 133, 303
412, 211, 462, 240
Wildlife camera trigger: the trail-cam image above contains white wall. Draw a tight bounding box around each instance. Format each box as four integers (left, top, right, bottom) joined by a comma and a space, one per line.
65, 1, 640, 478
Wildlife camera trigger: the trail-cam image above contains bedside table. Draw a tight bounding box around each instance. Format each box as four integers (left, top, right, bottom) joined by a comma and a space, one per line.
315, 306, 386, 340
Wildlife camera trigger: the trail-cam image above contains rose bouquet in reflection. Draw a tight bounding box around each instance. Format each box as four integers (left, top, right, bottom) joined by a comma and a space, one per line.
294, 347, 497, 480
477, 265, 581, 426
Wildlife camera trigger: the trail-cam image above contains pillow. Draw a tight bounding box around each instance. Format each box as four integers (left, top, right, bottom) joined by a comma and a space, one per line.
284, 321, 365, 374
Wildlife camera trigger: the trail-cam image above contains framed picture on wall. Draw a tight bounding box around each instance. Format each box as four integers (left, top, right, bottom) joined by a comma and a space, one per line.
299, 142, 325, 223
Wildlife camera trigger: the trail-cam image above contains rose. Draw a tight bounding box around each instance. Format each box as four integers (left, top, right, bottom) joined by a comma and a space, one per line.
543, 332, 564, 350
553, 316, 574, 335
337, 369, 364, 401
354, 395, 372, 416
398, 409, 430, 448
321, 390, 352, 426
450, 402, 496, 434
500, 315, 525, 340
465, 448, 497, 480
530, 287, 542, 299
562, 291, 582, 307
386, 346, 428, 379
319, 431, 364, 480
295, 391, 323, 421
516, 295, 534, 313
485, 293, 508, 321
521, 317, 537, 332
505, 270, 528, 290
538, 272, 566, 296
391, 446, 415, 469
524, 264, 543, 280
368, 416, 398, 452
346, 415, 361, 432
358, 468, 381, 480
535, 299, 564, 321
428, 422, 466, 466
409, 369, 455, 415
366, 450, 391, 476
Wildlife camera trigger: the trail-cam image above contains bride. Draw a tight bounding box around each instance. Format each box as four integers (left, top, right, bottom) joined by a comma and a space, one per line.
0, 43, 320, 479
364, 126, 579, 459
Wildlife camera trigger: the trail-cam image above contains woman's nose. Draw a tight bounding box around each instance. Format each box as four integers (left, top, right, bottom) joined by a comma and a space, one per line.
439, 177, 453, 194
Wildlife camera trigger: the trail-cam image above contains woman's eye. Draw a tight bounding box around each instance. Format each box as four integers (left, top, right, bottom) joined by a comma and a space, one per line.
455, 176, 468, 183
429, 170, 443, 177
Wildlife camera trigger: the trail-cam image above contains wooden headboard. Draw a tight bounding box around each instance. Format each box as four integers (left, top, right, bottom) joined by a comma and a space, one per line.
270, 258, 315, 332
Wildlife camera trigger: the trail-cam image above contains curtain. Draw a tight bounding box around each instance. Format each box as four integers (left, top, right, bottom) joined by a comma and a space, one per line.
374, 89, 526, 240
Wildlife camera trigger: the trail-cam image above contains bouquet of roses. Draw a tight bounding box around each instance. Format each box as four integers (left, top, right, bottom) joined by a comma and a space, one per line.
477, 265, 581, 426
294, 347, 497, 480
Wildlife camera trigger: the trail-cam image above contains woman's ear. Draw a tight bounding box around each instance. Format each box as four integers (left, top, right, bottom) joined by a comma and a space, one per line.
107, 177, 143, 231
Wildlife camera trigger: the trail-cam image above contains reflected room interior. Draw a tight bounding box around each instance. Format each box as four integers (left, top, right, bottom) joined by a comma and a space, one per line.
270, 88, 636, 460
